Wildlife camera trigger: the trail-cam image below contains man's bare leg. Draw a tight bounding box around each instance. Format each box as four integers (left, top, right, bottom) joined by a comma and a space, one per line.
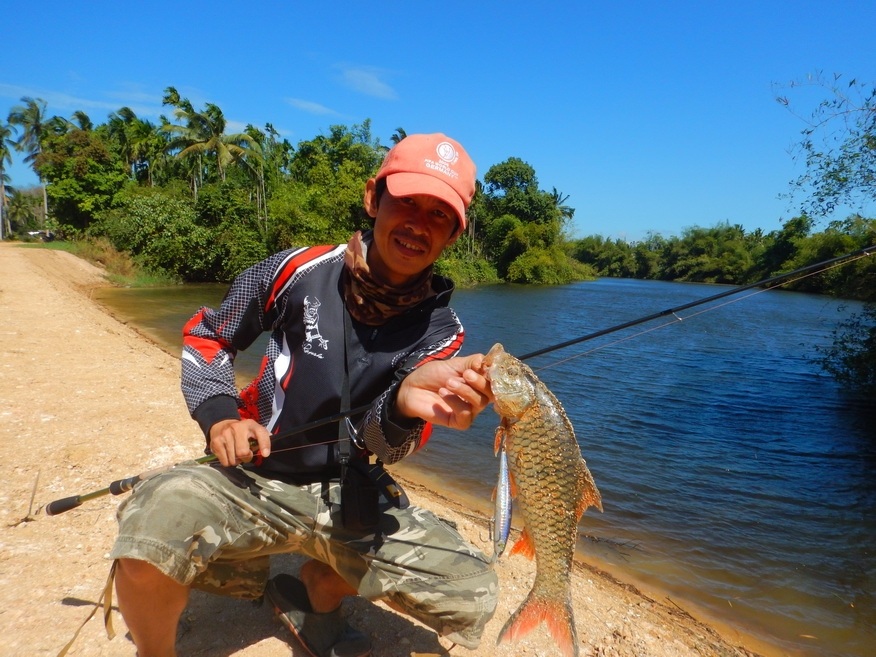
299, 559, 357, 612
115, 558, 189, 657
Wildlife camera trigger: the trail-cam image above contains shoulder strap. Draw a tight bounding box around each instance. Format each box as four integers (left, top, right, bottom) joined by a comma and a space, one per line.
338, 310, 352, 477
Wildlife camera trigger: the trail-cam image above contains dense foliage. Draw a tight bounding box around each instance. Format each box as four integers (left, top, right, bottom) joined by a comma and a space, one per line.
570, 216, 875, 301
1, 89, 586, 286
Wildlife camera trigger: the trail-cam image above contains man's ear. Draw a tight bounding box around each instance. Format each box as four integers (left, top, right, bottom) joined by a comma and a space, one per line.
362, 178, 379, 218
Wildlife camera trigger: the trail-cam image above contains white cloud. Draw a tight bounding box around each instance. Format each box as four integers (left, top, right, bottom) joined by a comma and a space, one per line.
285, 98, 341, 116
0, 82, 164, 120
338, 66, 398, 100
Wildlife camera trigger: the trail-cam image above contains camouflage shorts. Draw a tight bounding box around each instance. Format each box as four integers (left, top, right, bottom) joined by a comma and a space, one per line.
110, 462, 497, 648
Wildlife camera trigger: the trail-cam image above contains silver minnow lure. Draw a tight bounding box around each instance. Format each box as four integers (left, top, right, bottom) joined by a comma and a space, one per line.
491, 446, 512, 563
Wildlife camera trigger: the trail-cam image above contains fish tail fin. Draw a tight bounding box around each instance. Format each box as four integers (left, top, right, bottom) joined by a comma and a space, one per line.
497, 591, 578, 657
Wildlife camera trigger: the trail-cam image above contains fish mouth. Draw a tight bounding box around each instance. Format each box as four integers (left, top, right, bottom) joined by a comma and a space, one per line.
483, 343, 504, 372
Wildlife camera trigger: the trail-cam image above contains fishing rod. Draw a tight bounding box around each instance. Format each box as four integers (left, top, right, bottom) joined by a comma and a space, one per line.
45, 409, 361, 516
519, 243, 875, 360
44, 243, 874, 516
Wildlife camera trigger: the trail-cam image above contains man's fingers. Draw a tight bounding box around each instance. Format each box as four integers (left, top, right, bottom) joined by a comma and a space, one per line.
253, 425, 272, 458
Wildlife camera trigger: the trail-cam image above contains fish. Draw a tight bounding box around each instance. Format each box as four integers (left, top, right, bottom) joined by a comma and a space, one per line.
490, 446, 512, 562
484, 343, 602, 657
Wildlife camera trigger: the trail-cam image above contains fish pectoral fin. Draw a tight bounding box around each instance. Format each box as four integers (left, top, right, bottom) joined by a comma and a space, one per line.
493, 426, 505, 455
509, 527, 536, 560
508, 469, 518, 498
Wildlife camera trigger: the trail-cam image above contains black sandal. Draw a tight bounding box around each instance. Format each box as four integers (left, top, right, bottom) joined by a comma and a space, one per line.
265, 574, 372, 657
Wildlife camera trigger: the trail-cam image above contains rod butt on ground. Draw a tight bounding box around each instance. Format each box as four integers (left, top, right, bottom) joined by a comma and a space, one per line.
45, 495, 83, 516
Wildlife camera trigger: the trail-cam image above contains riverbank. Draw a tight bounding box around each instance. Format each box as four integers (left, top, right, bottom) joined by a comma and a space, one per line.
0, 242, 773, 656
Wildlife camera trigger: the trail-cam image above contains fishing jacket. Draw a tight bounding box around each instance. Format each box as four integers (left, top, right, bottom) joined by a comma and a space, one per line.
181, 241, 464, 480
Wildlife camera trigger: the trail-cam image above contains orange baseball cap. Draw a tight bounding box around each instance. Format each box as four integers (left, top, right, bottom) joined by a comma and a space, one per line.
375, 133, 476, 232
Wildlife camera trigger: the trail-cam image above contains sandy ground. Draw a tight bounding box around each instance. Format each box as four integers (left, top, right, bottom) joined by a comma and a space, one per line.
0, 242, 770, 657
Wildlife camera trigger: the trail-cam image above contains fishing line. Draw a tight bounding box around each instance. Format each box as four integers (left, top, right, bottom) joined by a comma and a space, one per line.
527, 246, 874, 373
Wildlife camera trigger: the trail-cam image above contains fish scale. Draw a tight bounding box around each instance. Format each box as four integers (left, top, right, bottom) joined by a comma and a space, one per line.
485, 343, 602, 657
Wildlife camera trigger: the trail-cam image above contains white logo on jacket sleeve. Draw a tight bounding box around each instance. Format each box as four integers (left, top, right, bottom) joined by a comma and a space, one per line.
302, 296, 328, 358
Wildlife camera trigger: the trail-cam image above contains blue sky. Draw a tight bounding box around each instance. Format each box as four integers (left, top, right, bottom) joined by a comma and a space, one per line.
2, 0, 874, 241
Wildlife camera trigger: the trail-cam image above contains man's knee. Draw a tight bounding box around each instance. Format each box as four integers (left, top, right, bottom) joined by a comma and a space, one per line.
116, 558, 169, 585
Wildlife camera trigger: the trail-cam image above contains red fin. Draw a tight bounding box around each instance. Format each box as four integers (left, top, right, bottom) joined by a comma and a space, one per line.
493, 426, 505, 455
509, 528, 535, 560
497, 593, 578, 657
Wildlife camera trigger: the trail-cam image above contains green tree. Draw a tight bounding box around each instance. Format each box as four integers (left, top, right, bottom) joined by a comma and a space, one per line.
816, 303, 876, 394
161, 87, 258, 194
0, 122, 12, 239
34, 128, 129, 232
776, 73, 876, 218
390, 127, 408, 144
93, 186, 217, 281
284, 121, 383, 240
483, 157, 558, 225
7, 96, 51, 221
572, 235, 638, 277
480, 157, 585, 283
777, 73, 876, 392
195, 182, 268, 279
550, 187, 575, 222
659, 223, 754, 283
633, 232, 667, 279
106, 107, 167, 186
5, 187, 43, 236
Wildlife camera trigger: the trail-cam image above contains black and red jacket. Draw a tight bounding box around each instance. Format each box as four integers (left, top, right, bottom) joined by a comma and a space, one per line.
181, 239, 464, 479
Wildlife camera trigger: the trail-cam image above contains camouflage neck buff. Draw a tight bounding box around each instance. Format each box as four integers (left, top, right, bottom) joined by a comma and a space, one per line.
343, 230, 435, 326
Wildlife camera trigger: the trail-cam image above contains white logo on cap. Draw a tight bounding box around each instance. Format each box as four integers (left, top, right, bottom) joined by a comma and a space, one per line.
436, 141, 458, 165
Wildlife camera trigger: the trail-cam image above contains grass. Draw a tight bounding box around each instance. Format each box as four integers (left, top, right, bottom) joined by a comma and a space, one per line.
24, 237, 178, 287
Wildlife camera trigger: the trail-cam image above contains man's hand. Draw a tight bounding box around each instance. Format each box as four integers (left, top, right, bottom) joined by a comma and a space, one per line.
208, 418, 271, 467
395, 354, 493, 430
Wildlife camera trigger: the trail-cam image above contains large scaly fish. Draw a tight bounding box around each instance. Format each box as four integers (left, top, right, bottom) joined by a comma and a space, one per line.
484, 343, 602, 657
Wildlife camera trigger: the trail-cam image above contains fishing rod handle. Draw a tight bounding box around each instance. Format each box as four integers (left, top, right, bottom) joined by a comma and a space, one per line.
45, 495, 84, 516
109, 475, 140, 495
107, 459, 207, 495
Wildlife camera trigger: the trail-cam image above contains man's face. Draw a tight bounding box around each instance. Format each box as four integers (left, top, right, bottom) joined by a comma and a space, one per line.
365, 181, 460, 287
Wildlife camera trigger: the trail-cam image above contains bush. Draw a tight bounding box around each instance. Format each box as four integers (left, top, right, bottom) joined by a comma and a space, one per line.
92, 187, 219, 281
506, 246, 596, 285
817, 302, 876, 394
434, 255, 500, 288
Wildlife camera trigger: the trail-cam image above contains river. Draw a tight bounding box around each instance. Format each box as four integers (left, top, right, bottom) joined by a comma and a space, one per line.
94, 278, 875, 657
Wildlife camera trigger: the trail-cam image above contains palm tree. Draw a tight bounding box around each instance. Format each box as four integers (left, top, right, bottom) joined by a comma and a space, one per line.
108, 107, 165, 185
550, 187, 575, 222
390, 127, 408, 144
7, 97, 50, 221
161, 86, 257, 195
242, 123, 270, 229
0, 123, 13, 239
69, 110, 93, 131
5, 187, 42, 235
